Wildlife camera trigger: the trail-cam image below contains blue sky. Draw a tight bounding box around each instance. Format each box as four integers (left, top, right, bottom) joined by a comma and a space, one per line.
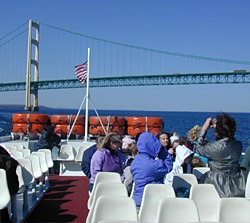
1, 0, 250, 112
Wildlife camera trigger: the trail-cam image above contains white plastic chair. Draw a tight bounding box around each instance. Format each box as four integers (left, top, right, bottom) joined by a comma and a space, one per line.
88, 172, 122, 207
91, 196, 138, 223
0, 169, 11, 210
18, 148, 31, 158
38, 149, 54, 169
138, 184, 176, 223
192, 167, 210, 182
57, 145, 75, 160
245, 171, 250, 199
98, 221, 139, 223
25, 154, 43, 199
5, 144, 18, 151
172, 173, 198, 197
130, 181, 135, 198
218, 197, 250, 223
32, 151, 49, 190
13, 143, 24, 150
10, 150, 24, 159
156, 197, 200, 223
16, 158, 34, 214
86, 182, 128, 223
189, 184, 220, 222
10, 165, 25, 223
57, 145, 75, 175
75, 145, 89, 162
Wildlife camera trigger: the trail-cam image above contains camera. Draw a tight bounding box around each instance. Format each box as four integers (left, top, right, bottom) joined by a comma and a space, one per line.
210, 119, 215, 126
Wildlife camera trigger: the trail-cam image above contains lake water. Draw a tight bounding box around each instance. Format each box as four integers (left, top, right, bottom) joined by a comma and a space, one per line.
0, 106, 249, 152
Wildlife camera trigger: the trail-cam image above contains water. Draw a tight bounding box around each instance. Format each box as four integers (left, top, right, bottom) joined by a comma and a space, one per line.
0, 106, 250, 152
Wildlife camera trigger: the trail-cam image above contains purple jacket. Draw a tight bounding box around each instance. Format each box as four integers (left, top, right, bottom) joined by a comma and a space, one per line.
130, 132, 173, 206
90, 148, 125, 184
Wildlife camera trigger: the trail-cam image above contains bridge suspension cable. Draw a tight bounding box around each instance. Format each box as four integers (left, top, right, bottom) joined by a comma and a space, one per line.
0, 21, 28, 48
1, 20, 250, 87
41, 22, 250, 65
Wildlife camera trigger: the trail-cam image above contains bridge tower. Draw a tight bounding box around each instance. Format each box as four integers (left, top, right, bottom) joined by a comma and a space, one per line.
24, 19, 40, 111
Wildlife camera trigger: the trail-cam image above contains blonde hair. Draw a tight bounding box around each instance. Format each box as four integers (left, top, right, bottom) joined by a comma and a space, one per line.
187, 125, 201, 141
191, 156, 206, 167
96, 136, 104, 149
127, 142, 138, 156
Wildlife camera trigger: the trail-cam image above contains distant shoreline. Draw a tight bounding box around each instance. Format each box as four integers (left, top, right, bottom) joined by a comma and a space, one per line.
0, 104, 249, 114
0, 104, 50, 109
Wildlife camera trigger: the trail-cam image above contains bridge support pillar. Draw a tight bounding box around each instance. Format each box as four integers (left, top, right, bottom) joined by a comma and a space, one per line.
25, 19, 40, 111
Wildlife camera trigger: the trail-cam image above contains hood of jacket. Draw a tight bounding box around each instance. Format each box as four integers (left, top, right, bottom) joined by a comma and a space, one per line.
175, 145, 194, 166
137, 132, 161, 158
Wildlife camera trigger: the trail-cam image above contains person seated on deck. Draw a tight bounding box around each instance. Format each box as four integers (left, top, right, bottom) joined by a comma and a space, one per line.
187, 124, 208, 166
195, 113, 246, 197
81, 136, 104, 180
35, 119, 61, 151
240, 137, 250, 176
0, 146, 19, 223
123, 140, 138, 196
190, 155, 206, 170
34, 119, 61, 174
130, 132, 173, 207
163, 137, 194, 186
156, 131, 174, 159
89, 132, 125, 192
121, 135, 136, 164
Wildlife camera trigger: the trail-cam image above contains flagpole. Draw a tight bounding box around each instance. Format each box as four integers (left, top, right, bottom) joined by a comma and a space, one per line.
84, 48, 90, 142
67, 95, 86, 141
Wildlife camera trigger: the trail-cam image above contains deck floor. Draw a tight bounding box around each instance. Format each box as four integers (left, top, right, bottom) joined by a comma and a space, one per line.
23, 175, 89, 222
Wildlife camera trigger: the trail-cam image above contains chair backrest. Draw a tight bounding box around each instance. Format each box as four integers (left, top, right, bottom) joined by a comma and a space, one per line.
172, 173, 198, 197
91, 196, 138, 223
13, 143, 24, 150
5, 144, 18, 151
138, 184, 176, 222
218, 198, 250, 223
10, 151, 24, 159
98, 221, 139, 223
88, 172, 122, 207
32, 151, 49, 173
57, 145, 75, 160
0, 169, 11, 210
75, 145, 89, 162
86, 182, 128, 222
245, 172, 250, 199
192, 167, 210, 181
88, 181, 128, 209
16, 158, 34, 186
38, 149, 54, 168
25, 155, 43, 178
156, 198, 200, 223
130, 181, 135, 198
16, 165, 25, 191
18, 148, 31, 158
189, 184, 220, 222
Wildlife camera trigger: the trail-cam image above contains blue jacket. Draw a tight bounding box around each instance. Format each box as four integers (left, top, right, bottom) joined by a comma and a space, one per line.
130, 132, 173, 206
81, 144, 97, 179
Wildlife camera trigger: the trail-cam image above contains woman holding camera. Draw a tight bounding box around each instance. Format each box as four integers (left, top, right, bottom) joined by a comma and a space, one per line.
195, 113, 246, 197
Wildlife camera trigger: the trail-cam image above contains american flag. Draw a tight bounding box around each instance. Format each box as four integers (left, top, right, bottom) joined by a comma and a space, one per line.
75, 61, 88, 85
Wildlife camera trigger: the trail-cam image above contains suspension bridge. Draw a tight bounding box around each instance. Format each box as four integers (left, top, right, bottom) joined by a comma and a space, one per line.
0, 20, 250, 110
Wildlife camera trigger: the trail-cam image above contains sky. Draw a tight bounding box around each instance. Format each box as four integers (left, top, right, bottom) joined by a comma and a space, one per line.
1, 0, 250, 113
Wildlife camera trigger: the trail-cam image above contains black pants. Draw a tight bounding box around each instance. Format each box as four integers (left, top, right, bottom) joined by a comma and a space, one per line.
0, 207, 11, 223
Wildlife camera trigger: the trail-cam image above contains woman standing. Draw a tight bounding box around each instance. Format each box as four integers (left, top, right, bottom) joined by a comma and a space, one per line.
195, 113, 246, 197
89, 132, 125, 191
